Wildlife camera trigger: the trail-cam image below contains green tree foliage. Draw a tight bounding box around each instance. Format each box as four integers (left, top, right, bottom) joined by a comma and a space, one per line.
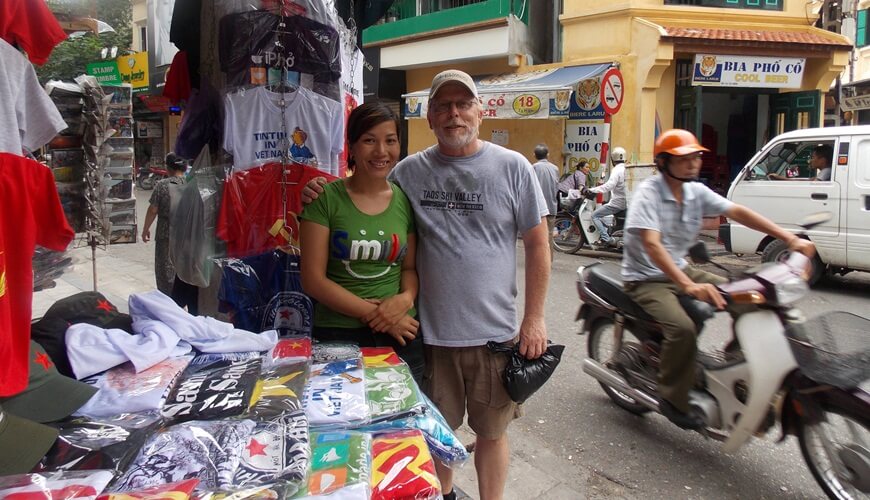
37, 0, 133, 83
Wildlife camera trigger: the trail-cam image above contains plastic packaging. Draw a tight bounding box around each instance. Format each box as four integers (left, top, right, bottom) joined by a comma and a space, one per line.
312, 342, 360, 364
249, 361, 309, 418
370, 429, 441, 500
74, 355, 193, 419
97, 479, 199, 500
233, 412, 310, 488
262, 337, 312, 368
486, 342, 565, 404
294, 431, 372, 498
305, 359, 369, 429
112, 419, 257, 492
170, 148, 228, 288
0, 470, 115, 499
365, 364, 424, 423
360, 392, 469, 467
34, 414, 161, 473
161, 357, 262, 423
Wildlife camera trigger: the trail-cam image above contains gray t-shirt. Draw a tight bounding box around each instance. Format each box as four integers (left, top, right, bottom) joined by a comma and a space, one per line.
390, 141, 547, 347
622, 174, 732, 282
533, 160, 559, 216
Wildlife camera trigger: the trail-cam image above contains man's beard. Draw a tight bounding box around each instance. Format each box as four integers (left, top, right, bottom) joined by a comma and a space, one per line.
435, 122, 479, 150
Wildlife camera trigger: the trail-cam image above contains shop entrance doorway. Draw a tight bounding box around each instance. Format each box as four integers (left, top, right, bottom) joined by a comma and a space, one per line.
674, 65, 821, 193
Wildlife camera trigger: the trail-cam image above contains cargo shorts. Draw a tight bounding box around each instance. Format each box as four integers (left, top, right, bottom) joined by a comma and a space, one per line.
422, 340, 522, 440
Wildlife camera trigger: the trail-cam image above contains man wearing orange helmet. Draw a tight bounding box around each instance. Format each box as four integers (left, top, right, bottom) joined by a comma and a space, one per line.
621, 129, 815, 429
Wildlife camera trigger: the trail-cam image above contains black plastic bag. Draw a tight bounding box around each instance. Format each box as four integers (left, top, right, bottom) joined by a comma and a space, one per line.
487, 341, 565, 404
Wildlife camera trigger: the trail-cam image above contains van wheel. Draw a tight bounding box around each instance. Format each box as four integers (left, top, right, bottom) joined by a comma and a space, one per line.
761, 239, 825, 286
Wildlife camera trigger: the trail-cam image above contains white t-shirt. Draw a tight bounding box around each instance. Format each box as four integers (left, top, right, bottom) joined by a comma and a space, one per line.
0, 39, 66, 155
224, 86, 344, 175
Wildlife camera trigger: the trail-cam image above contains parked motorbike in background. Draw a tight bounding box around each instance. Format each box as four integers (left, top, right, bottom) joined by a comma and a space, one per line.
553, 188, 625, 254
576, 214, 869, 499
136, 163, 168, 190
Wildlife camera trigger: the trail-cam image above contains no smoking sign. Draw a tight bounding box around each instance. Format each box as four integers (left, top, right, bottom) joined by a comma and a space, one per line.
600, 68, 624, 115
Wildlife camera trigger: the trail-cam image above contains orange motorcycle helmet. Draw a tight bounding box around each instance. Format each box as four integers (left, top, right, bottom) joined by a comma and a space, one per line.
653, 129, 709, 157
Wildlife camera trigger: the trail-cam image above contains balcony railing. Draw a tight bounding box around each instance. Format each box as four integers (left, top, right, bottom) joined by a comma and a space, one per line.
364, 0, 528, 45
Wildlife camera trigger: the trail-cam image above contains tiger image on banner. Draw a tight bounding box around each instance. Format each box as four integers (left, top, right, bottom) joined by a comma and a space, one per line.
699, 55, 717, 77
574, 77, 601, 111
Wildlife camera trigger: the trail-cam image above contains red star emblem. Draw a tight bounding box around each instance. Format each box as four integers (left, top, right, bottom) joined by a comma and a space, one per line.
35, 352, 53, 370
279, 309, 293, 320
96, 299, 114, 312
246, 438, 268, 457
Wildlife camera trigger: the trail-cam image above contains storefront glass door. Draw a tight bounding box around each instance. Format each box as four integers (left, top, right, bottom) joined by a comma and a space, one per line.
769, 90, 820, 136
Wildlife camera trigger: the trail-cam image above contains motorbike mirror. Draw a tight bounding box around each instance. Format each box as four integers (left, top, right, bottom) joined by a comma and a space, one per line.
688, 241, 711, 264
800, 212, 832, 231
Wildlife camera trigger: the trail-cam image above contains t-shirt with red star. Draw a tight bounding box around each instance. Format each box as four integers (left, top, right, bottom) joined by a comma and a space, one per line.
0, 154, 74, 396
217, 162, 336, 258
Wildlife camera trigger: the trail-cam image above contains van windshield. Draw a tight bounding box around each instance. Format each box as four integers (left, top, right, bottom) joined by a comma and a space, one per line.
746, 140, 835, 181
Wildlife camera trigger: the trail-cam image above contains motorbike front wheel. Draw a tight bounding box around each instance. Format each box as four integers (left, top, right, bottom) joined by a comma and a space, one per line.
798, 404, 870, 499
137, 175, 155, 190
587, 318, 651, 415
553, 213, 584, 254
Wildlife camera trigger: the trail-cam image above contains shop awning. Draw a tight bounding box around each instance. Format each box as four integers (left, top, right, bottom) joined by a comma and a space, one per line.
403, 63, 612, 119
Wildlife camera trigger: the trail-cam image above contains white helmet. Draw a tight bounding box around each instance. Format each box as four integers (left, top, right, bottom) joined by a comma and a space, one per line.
611, 147, 626, 163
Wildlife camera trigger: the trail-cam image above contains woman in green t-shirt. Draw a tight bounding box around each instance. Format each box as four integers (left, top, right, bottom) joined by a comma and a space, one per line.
300, 102, 422, 381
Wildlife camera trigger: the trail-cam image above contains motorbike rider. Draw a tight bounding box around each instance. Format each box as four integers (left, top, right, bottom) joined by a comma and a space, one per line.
621, 129, 815, 430
586, 147, 627, 248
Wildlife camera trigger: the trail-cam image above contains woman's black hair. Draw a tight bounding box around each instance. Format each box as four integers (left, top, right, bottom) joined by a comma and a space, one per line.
165, 152, 186, 172
347, 101, 401, 170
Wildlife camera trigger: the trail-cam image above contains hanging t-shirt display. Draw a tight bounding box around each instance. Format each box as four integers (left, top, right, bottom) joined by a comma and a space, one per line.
218, 252, 313, 336
161, 357, 262, 422
0, 41, 67, 156
305, 359, 368, 428
223, 87, 344, 174
216, 162, 336, 257
248, 361, 308, 418
233, 411, 310, 487
112, 419, 257, 492
218, 10, 340, 89
0, 155, 74, 397
0, 0, 68, 66
75, 356, 193, 419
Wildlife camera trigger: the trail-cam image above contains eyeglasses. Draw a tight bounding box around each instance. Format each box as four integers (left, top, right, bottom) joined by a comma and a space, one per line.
430, 99, 477, 114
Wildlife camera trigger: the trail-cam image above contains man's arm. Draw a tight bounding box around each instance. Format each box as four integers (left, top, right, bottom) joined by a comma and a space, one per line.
638, 229, 727, 309
588, 164, 622, 194
725, 205, 815, 257
519, 220, 550, 359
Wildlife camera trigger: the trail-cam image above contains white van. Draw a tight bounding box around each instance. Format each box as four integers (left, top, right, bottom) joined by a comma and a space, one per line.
719, 126, 870, 284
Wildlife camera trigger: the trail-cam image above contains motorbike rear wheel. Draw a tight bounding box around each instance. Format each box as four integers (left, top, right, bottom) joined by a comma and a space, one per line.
587, 318, 651, 415
137, 175, 155, 190
797, 403, 870, 499
553, 213, 584, 254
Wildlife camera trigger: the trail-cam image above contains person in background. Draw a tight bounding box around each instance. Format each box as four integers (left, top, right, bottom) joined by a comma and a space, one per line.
557, 160, 590, 212
532, 144, 558, 261
299, 102, 423, 382
141, 153, 187, 296
587, 147, 627, 248
767, 144, 833, 181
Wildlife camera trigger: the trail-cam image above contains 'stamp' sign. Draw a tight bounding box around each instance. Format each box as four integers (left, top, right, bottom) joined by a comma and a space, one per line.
600, 67, 624, 115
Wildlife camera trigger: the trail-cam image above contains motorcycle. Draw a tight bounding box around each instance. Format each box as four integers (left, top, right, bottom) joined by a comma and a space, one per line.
577, 215, 869, 499
553, 188, 625, 254
136, 164, 168, 190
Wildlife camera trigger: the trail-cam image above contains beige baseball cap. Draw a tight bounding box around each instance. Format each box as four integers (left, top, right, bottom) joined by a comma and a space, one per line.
429, 70, 478, 100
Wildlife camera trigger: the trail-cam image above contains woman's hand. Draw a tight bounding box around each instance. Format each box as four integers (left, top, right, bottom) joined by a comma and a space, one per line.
380, 314, 419, 347
362, 293, 413, 332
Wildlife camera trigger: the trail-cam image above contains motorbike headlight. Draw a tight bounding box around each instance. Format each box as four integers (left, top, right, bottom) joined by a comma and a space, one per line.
773, 276, 809, 305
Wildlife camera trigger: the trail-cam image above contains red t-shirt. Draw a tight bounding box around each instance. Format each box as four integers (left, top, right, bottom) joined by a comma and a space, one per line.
217, 162, 336, 258
0, 0, 67, 65
163, 51, 191, 104
0, 154, 74, 396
